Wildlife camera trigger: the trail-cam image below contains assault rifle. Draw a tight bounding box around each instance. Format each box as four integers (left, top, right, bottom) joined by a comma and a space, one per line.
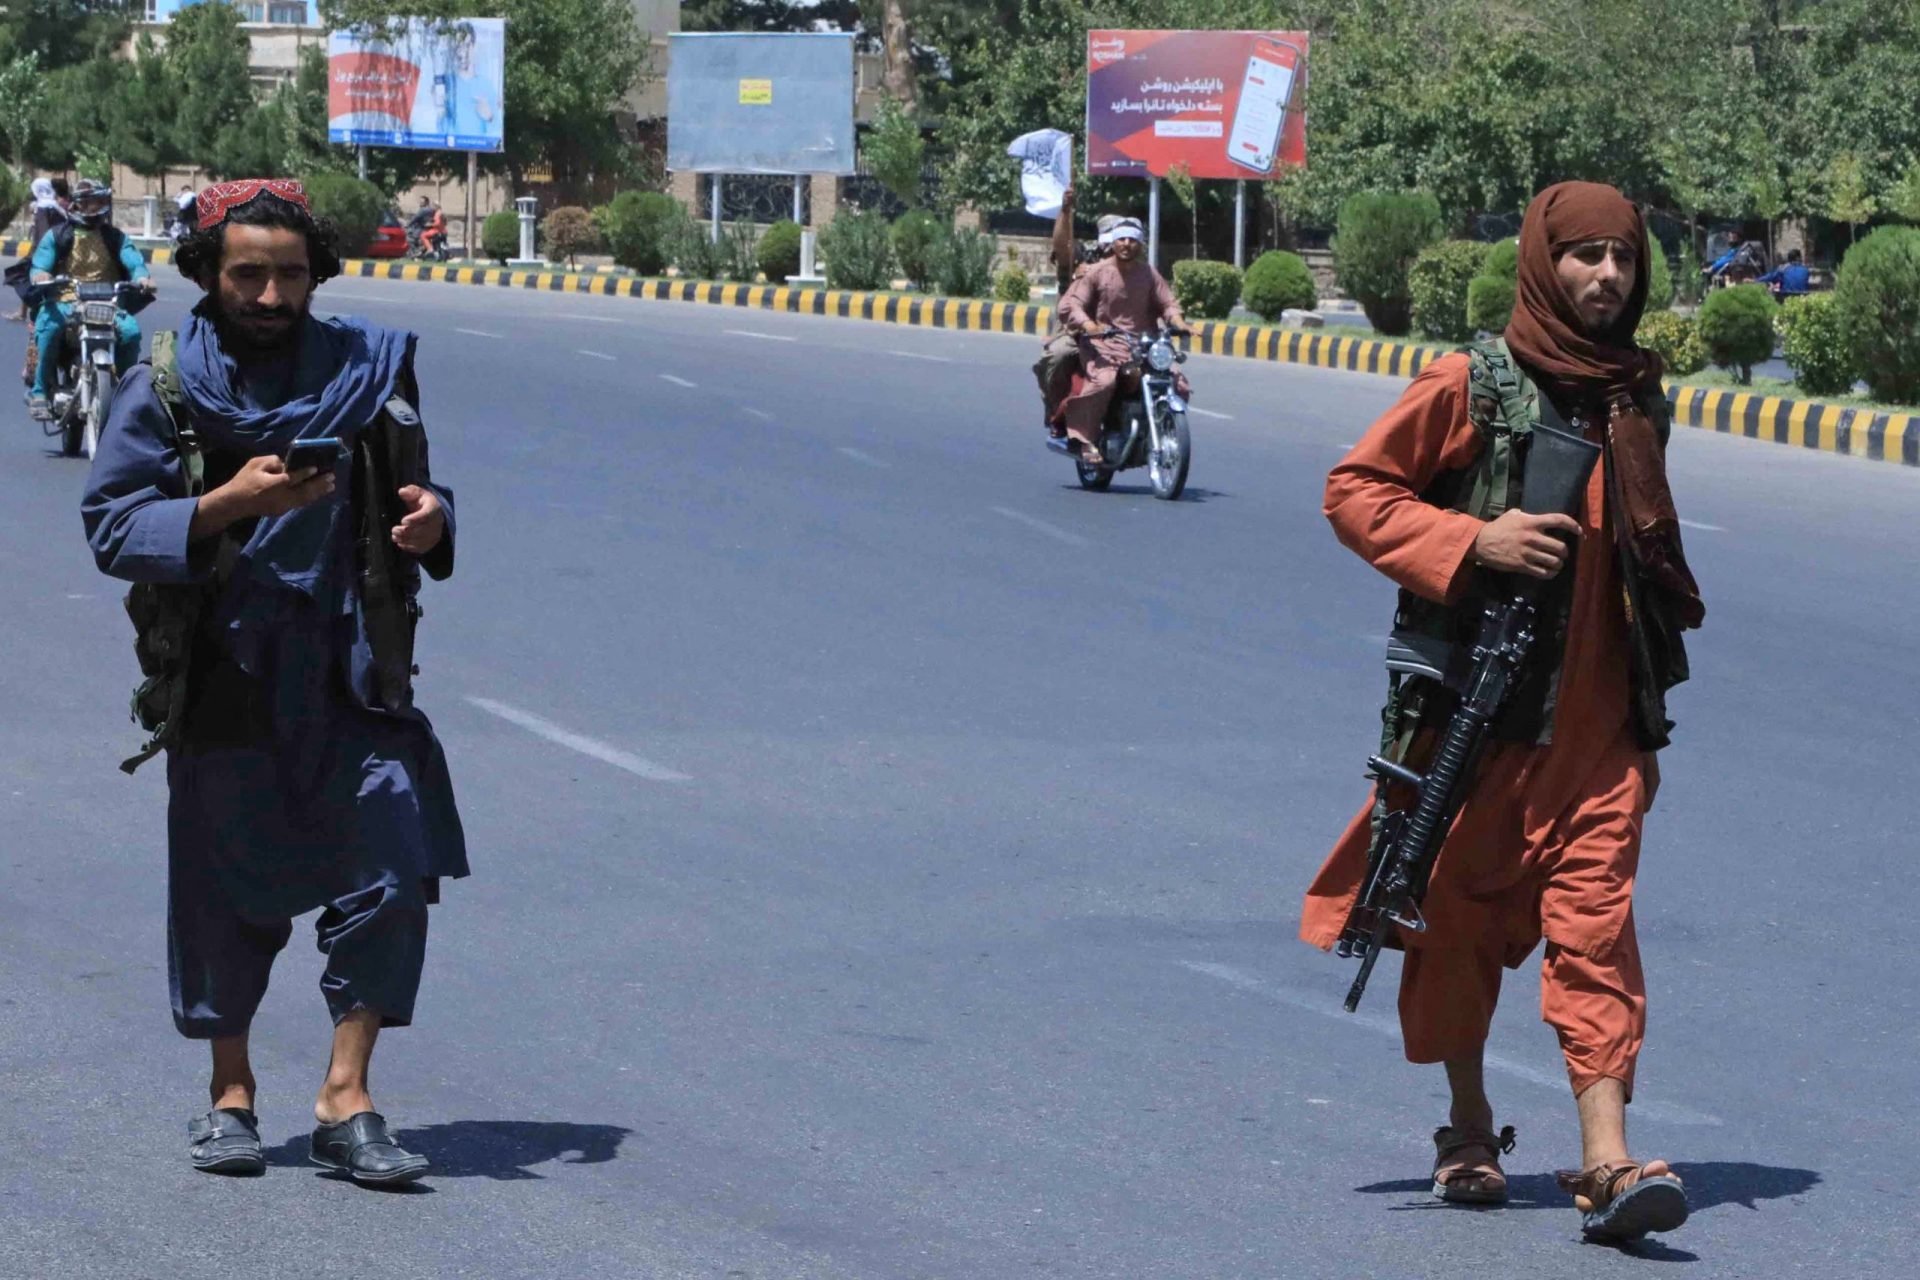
1334, 400, 1600, 1012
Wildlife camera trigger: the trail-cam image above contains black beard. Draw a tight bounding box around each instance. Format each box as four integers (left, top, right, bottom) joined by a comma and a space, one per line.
207, 294, 308, 362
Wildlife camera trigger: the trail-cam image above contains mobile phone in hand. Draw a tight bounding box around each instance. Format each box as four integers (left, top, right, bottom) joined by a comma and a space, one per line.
282, 437, 346, 473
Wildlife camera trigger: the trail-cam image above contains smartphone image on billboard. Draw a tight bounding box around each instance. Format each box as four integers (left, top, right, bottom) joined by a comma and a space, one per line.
1228, 37, 1302, 175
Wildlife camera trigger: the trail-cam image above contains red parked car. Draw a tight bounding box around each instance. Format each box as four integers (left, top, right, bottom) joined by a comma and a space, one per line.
366, 210, 408, 259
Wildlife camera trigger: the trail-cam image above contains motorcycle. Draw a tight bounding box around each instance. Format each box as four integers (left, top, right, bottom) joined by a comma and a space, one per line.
1046, 326, 1194, 500
407, 221, 450, 262
25, 276, 152, 460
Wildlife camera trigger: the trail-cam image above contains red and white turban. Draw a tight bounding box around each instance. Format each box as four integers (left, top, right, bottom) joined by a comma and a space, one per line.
196, 179, 312, 231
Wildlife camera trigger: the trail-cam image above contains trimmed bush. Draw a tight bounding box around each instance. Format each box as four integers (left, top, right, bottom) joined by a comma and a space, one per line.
890, 209, 941, 291
1697, 283, 1779, 384
757, 219, 803, 284
1833, 225, 1920, 404
819, 210, 893, 291
301, 173, 386, 257
994, 262, 1033, 303
1636, 311, 1706, 376
1466, 274, 1516, 335
481, 210, 520, 264
1774, 293, 1858, 398
1172, 260, 1243, 320
541, 206, 597, 268
932, 225, 998, 297
1409, 240, 1491, 342
1332, 190, 1445, 335
1241, 250, 1317, 320
1463, 237, 1518, 335
1643, 245, 1674, 314
596, 191, 680, 275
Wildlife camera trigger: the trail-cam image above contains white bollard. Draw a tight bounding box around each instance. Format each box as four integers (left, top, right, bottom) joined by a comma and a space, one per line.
143, 194, 158, 239
514, 196, 539, 265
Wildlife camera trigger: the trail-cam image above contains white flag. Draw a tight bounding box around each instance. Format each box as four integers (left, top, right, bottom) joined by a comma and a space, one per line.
1006, 128, 1073, 218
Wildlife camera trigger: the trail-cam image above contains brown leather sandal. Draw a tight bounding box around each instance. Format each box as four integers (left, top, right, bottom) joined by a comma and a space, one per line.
1431, 1124, 1516, 1204
1555, 1159, 1689, 1242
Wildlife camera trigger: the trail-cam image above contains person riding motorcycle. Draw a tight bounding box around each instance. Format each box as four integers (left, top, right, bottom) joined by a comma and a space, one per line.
1054, 218, 1190, 463
1032, 200, 1121, 433
27, 179, 153, 418
407, 197, 447, 258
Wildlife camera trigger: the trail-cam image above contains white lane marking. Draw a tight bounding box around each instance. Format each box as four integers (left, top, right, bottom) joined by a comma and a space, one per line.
659, 374, 697, 388
1678, 518, 1726, 533
577, 349, 617, 361
464, 697, 690, 783
742, 407, 774, 421
837, 446, 888, 468
1187, 406, 1233, 420
990, 505, 1090, 548
455, 327, 503, 339
886, 349, 954, 363
726, 329, 797, 342
565, 314, 625, 324
1178, 961, 1723, 1127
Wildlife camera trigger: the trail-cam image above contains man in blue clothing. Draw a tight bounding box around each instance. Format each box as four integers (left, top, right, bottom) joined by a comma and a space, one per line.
1756, 248, 1811, 301
82, 180, 466, 1185
28, 178, 152, 416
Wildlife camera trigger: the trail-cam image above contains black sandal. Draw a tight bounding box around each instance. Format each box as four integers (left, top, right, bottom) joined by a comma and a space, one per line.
309, 1112, 430, 1186
189, 1107, 264, 1176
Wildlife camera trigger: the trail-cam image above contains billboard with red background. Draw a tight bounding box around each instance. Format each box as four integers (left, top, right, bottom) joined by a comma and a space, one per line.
1086, 30, 1308, 180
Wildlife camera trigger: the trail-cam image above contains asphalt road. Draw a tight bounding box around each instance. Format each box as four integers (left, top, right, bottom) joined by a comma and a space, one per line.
2, 271, 1915, 1279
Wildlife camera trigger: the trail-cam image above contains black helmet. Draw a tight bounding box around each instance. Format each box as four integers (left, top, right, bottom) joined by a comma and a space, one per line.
71, 178, 113, 228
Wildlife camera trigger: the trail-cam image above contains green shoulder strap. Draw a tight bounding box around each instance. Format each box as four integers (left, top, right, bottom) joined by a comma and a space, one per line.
1461, 337, 1536, 519
119, 330, 212, 776
148, 329, 204, 495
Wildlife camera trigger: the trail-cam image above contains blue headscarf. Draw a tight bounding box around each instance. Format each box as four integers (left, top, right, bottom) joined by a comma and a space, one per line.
177, 302, 415, 597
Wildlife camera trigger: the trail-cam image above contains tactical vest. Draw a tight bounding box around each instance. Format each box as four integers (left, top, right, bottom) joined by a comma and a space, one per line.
120, 333, 427, 773
49, 223, 132, 284
1375, 338, 1674, 762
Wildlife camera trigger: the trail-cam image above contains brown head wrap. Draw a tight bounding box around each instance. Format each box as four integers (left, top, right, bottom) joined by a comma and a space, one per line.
1507, 181, 1704, 631
1504, 181, 1662, 398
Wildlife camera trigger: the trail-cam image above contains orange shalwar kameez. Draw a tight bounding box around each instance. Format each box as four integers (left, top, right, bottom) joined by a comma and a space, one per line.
1300, 353, 1655, 1099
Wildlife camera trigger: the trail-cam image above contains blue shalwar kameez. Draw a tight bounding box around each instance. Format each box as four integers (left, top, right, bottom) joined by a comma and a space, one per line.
81, 306, 468, 1040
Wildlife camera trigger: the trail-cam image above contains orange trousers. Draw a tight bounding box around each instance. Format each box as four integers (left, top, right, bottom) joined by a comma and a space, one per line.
1393, 729, 1650, 1097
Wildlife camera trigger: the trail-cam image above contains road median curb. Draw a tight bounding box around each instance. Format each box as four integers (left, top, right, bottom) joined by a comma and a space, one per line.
15, 238, 1910, 467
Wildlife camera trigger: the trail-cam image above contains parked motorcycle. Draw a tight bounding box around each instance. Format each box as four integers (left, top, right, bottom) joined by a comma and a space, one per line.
1046, 326, 1193, 500
25, 276, 152, 459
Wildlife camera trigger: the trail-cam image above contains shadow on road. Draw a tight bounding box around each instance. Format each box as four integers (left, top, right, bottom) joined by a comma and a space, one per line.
1056, 483, 1231, 502
1355, 1161, 1820, 1215
264, 1120, 632, 1181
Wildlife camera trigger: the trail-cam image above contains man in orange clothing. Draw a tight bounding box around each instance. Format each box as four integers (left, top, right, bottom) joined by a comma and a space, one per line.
1300, 182, 1705, 1243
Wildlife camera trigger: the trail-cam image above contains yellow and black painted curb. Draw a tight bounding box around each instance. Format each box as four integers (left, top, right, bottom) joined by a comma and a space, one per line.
12, 239, 1914, 468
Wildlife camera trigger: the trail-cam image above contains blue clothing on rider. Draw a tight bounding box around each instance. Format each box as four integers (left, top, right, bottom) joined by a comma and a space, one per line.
30, 222, 149, 401
1756, 260, 1811, 298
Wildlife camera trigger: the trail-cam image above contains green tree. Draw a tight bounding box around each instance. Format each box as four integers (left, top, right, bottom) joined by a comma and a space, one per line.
106, 35, 181, 183
321, 1, 649, 199
166, 1, 255, 178
0, 54, 42, 165
1165, 162, 1198, 259
1823, 151, 1879, 244
865, 97, 925, 209
0, 2, 138, 73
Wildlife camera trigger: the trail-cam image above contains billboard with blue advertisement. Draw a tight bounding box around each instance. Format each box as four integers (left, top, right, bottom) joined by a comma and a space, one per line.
327, 18, 506, 153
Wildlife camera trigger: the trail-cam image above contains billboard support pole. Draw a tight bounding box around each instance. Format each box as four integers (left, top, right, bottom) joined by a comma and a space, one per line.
793, 175, 804, 225
465, 152, 477, 261
1234, 181, 1246, 270
1148, 176, 1161, 270
357, 147, 368, 181
711, 175, 723, 243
